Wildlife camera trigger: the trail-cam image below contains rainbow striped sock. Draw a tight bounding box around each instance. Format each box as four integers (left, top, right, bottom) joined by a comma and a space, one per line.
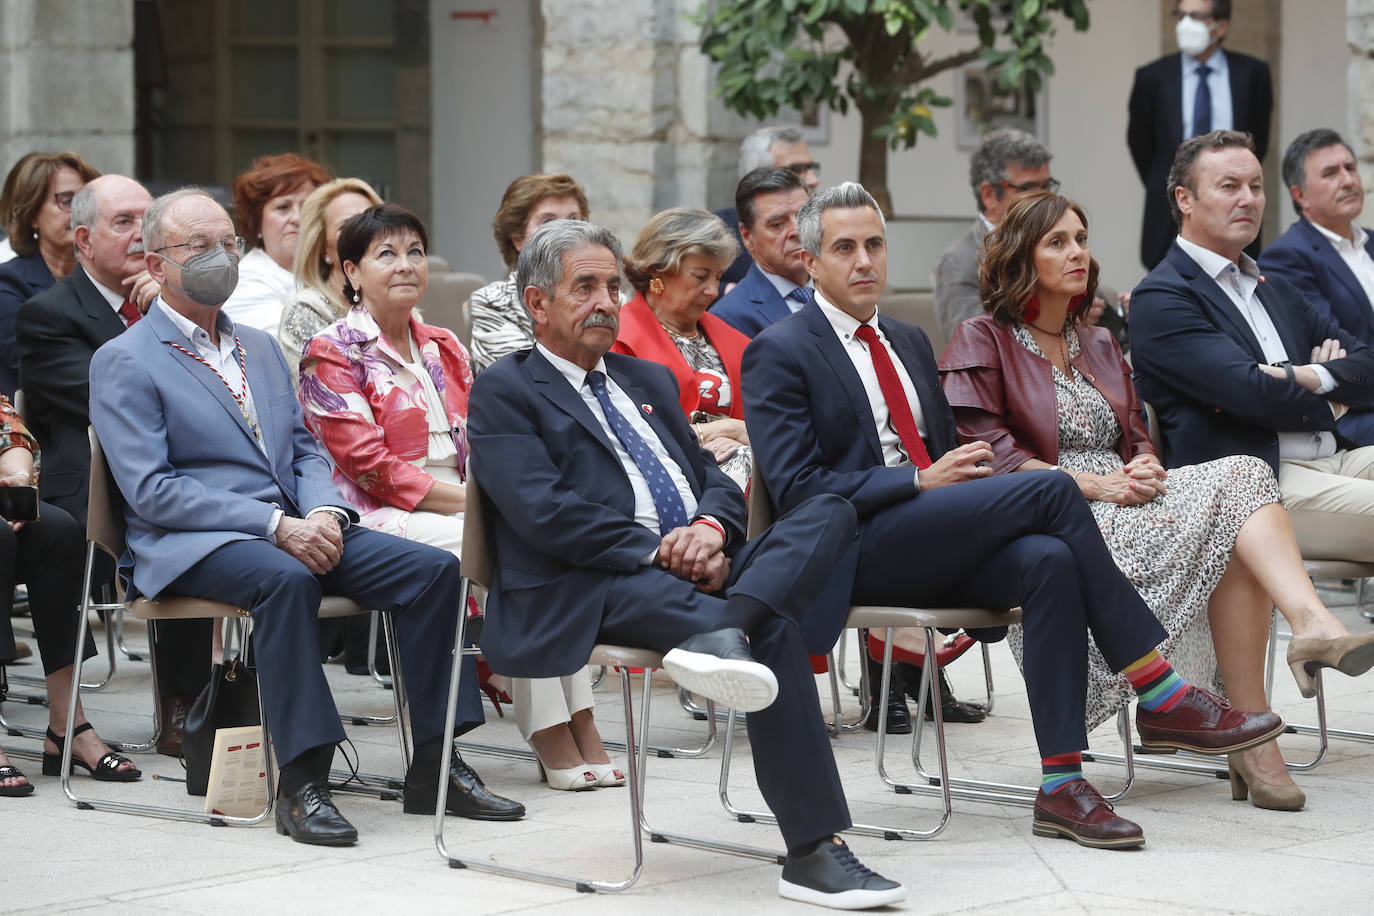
1124, 649, 1188, 712
1040, 752, 1083, 794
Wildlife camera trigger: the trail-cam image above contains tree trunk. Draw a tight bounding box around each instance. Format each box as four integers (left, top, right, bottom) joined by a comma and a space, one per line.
857, 103, 893, 217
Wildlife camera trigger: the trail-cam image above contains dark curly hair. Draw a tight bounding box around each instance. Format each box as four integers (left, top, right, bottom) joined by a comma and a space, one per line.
978, 191, 1099, 329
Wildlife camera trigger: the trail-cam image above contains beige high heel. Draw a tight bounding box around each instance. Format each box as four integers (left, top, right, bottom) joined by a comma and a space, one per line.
1227, 752, 1305, 811
1286, 631, 1374, 698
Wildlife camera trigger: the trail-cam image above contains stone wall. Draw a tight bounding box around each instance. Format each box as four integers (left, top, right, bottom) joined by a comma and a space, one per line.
0, 0, 136, 176
539, 0, 755, 245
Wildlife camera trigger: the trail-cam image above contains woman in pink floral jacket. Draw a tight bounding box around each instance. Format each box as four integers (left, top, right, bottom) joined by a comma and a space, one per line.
299, 204, 622, 791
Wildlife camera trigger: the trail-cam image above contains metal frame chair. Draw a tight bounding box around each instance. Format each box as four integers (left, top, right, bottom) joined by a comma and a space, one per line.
434, 469, 783, 893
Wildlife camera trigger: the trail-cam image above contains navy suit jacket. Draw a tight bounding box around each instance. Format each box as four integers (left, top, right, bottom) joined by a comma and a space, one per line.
1127, 50, 1272, 270
711, 263, 795, 339
90, 303, 353, 599
467, 349, 752, 678
0, 250, 56, 396
1130, 242, 1374, 471
740, 302, 959, 520
1260, 218, 1374, 445
17, 267, 128, 520
713, 206, 754, 292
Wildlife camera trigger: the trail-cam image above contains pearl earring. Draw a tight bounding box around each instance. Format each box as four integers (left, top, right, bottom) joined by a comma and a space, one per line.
352, 290, 360, 303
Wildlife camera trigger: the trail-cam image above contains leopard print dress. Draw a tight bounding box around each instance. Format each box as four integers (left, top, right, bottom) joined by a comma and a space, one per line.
1007, 325, 1282, 729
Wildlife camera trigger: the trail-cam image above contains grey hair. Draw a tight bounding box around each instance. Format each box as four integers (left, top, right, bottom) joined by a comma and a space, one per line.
739, 125, 805, 178
515, 219, 624, 299
797, 182, 885, 256
968, 127, 1053, 212
69, 184, 99, 257
141, 187, 220, 253
1281, 128, 1354, 216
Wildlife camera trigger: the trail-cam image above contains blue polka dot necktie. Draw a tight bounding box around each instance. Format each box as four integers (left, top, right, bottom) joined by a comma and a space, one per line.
586, 370, 689, 535
787, 286, 813, 305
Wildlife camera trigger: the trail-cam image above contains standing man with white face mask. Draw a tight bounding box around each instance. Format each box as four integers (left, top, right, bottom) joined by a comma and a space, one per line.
1127, 0, 1272, 271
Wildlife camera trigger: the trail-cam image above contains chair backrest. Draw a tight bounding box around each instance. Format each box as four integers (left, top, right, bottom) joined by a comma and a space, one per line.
86, 425, 127, 562
460, 464, 494, 589
746, 464, 775, 540
1142, 400, 1163, 455
882, 291, 945, 358
11, 388, 25, 424
418, 271, 485, 348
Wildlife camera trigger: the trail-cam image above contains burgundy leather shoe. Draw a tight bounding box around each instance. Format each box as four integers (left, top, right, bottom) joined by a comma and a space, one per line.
1032, 780, 1144, 849
157, 695, 193, 757
1136, 686, 1284, 755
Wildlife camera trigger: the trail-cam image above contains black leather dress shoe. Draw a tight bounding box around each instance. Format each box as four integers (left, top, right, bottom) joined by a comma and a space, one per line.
404, 750, 525, 820
862, 692, 912, 735
779, 835, 907, 908
663, 627, 778, 712
275, 781, 358, 846
895, 662, 987, 724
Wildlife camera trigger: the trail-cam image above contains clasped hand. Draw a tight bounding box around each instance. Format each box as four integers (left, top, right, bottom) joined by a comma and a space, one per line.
276, 513, 343, 574
657, 523, 729, 593
1085, 454, 1166, 506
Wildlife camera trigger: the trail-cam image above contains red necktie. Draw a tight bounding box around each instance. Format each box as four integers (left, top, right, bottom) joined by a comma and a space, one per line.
119, 300, 142, 326
854, 324, 932, 469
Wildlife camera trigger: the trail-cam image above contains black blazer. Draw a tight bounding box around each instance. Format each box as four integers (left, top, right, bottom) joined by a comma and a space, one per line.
1129, 242, 1374, 471
466, 348, 748, 677
16, 267, 128, 521
0, 250, 57, 396
1127, 50, 1272, 270
740, 301, 959, 519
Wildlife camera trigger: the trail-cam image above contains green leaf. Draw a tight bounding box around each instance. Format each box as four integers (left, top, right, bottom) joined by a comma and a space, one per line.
935, 3, 954, 31
1021, 0, 1041, 19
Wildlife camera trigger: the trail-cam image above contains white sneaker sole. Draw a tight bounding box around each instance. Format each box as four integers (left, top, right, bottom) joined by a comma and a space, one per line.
662, 648, 778, 712
778, 877, 908, 910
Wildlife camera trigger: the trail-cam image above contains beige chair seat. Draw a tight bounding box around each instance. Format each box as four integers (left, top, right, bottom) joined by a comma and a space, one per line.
847, 606, 1022, 632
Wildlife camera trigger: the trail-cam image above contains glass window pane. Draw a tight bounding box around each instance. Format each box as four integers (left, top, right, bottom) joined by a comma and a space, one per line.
231, 0, 298, 37
232, 130, 302, 182
324, 49, 395, 123
325, 0, 394, 38
231, 49, 299, 120
325, 132, 395, 193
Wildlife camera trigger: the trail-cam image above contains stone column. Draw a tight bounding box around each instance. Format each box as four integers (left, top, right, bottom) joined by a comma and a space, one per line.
1350, 0, 1374, 193
539, 0, 746, 245
0, 0, 136, 176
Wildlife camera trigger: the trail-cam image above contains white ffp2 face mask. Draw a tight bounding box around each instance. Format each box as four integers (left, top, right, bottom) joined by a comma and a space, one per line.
1176, 16, 1214, 58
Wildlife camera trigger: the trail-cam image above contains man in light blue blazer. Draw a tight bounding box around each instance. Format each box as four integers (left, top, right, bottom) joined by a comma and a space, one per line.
89, 188, 522, 846
1260, 129, 1374, 445
710, 168, 813, 338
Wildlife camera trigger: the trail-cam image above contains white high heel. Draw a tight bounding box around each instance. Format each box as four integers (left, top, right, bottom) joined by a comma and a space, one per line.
586, 762, 626, 787
534, 756, 597, 791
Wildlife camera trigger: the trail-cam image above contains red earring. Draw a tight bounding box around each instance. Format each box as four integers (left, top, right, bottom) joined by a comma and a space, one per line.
1023, 294, 1041, 323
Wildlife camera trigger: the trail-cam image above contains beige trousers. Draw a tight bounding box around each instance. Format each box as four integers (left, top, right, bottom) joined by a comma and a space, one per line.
1278, 446, 1374, 561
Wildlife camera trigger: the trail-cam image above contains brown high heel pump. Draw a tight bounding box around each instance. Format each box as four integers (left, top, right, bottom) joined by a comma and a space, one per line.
1227, 752, 1305, 811
1286, 631, 1374, 698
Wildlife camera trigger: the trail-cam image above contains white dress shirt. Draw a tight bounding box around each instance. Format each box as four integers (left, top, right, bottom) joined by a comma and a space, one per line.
221, 247, 296, 337
814, 292, 926, 489
1310, 221, 1374, 314
1180, 48, 1233, 136
1175, 236, 1337, 459
760, 268, 813, 314
536, 343, 699, 533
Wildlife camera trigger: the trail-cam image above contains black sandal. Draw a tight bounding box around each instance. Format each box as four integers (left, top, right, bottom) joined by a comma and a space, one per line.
41, 723, 142, 782
0, 762, 34, 796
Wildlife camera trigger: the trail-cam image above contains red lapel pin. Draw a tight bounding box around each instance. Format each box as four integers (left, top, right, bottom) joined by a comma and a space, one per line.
641, 404, 653, 414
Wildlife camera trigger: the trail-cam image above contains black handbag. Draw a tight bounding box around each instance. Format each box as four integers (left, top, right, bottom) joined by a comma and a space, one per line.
182, 655, 261, 796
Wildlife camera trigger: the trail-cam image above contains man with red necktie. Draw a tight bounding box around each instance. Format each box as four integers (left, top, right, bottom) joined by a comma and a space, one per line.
741, 181, 1284, 850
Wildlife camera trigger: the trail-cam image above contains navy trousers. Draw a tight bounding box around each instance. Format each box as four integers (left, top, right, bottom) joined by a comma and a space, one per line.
853, 470, 1167, 757
598, 493, 861, 851
167, 525, 482, 768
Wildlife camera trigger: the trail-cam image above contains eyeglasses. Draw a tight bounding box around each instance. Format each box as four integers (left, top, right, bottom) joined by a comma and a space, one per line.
997, 178, 1061, 194
154, 236, 247, 259
785, 161, 821, 177
52, 191, 75, 212
1171, 11, 1215, 23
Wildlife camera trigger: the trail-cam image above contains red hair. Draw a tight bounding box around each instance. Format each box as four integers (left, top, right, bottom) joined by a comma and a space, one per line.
231, 153, 330, 245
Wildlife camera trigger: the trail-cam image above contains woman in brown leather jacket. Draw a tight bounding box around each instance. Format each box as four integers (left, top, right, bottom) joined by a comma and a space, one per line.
938, 191, 1374, 811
